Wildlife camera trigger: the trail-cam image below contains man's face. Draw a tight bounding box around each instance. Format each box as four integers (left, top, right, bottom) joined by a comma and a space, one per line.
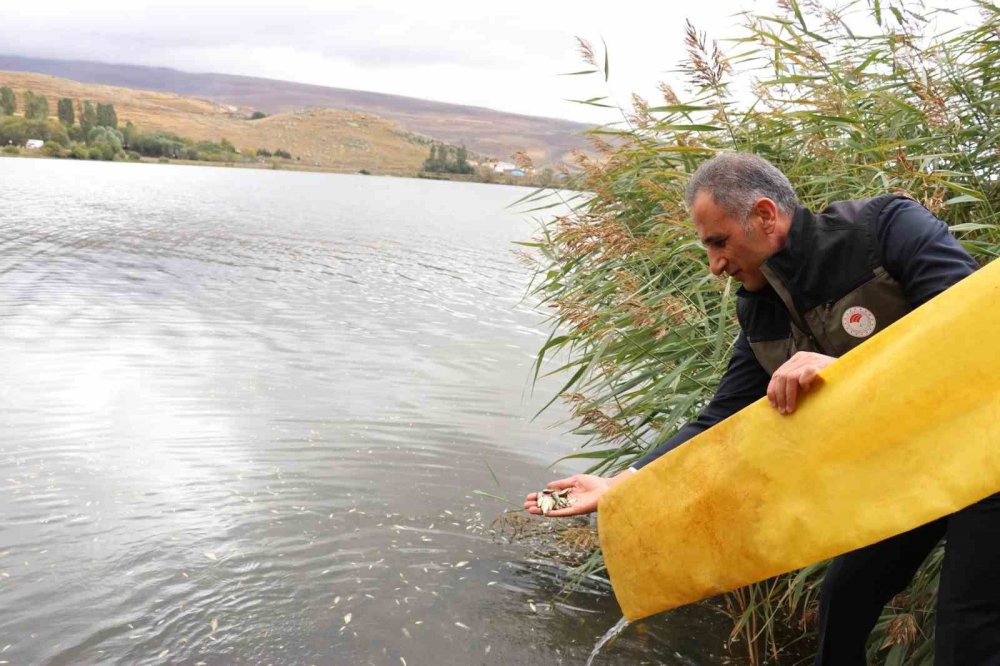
691, 190, 776, 292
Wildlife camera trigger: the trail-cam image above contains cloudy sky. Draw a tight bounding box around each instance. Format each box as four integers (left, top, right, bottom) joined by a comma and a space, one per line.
0, 0, 975, 124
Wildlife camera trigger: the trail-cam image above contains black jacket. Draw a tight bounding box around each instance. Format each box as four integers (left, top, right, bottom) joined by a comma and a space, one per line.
633, 196, 979, 470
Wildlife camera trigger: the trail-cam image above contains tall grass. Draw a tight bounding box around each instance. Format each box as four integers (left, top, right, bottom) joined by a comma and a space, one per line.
522, 1, 1000, 662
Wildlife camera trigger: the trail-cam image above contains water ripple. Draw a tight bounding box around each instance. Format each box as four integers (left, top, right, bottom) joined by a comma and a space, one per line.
0, 160, 728, 665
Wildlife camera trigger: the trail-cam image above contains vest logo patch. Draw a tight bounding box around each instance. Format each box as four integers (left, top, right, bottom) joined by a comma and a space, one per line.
842, 306, 877, 338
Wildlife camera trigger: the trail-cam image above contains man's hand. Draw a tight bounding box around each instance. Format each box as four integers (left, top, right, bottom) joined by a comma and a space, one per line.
524, 472, 628, 517
767, 351, 835, 415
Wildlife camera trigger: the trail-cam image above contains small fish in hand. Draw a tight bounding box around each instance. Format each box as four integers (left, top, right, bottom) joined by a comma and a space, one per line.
536, 488, 575, 516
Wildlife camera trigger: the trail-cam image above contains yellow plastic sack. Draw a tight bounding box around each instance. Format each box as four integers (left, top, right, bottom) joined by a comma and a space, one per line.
598, 259, 1000, 622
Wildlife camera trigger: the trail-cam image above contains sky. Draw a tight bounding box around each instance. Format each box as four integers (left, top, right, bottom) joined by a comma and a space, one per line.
0, 0, 980, 124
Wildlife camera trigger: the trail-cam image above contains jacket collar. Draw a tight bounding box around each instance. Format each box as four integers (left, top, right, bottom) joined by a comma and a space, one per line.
763, 205, 813, 282
737, 206, 812, 301
752, 206, 817, 335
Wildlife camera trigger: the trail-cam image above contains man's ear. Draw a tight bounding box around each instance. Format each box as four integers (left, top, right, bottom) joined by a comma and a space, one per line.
754, 198, 779, 234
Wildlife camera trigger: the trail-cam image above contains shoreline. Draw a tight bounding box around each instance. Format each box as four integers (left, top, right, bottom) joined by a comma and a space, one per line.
0, 151, 566, 189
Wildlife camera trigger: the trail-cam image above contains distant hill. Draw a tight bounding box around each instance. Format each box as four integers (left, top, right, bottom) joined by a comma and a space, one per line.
0, 55, 594, 166
0, 70, 439, 174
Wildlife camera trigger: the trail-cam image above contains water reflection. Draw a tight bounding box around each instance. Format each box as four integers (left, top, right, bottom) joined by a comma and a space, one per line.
0, 159, 729, 664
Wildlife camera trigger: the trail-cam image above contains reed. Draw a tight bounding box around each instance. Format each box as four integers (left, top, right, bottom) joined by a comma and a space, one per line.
522, 1, 1000, 662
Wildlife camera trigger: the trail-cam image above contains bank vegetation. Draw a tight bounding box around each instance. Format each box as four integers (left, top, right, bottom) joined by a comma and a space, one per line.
0, 89, 299, 165
523, 1, 1000, 663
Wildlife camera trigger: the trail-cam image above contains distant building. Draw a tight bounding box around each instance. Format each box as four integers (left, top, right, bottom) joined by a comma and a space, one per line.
509, 169, 525, 177
24, 139, 44, 150
492, 160, 517, 173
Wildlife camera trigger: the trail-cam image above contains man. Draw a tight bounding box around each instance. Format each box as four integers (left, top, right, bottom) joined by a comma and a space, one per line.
524, 153, 999, 664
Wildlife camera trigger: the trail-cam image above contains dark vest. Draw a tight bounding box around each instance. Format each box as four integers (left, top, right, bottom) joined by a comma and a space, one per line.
737, 195, 912, 375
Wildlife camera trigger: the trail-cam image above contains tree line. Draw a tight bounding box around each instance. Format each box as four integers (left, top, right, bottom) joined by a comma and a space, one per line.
0, 86, 294, 164
422, 143, 473, 174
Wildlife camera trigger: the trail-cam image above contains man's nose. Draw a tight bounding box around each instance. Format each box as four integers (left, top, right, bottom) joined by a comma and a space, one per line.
708, 252, 726, 276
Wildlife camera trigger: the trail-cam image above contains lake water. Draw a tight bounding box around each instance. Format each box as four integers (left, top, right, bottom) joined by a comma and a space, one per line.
0, 159, 730, 664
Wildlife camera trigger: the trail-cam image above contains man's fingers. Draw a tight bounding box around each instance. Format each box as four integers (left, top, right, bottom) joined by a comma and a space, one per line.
527, 479, 577, 517
544, 508, 574, 518
543, 502, 589, 518
768, 353, 835, 415
799, 366, 817, 389
774, 373, 788, 414
784, 373, 799, 413
786, 365, 825, 413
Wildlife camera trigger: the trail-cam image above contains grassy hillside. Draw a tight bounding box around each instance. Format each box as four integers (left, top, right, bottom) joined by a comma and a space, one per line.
0, 70, 438, 174
0, 55, 592, 166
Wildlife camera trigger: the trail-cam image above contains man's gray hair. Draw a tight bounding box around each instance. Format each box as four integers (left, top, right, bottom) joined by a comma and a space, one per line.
684, 153, 798, 223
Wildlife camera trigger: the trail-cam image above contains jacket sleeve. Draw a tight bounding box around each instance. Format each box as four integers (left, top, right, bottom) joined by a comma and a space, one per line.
876, 198, 980, 307
631, 330, 770, 470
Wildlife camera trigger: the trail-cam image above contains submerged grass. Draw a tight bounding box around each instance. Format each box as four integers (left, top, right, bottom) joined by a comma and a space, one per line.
522, 1, 1000, 663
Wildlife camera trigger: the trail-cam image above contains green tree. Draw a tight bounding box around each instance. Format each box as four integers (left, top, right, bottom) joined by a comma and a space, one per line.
87, 126, 124, 160
0, 117, 69, 147
128, 131, 185, 158
96, 103, 117, 129
423, 143, 445, 172
455, 145, 473, 174
422, 143, 473, 174
79, 101, 97, 136
23, 91, 49, 120
57, 98, 75, 126
455, 144, 471, 173
41, 141, 64, 157
0, 87, 15, 115
122, 120, 138, 149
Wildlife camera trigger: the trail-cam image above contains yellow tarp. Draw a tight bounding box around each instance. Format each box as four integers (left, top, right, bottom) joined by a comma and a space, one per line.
598, 259, 1000, 622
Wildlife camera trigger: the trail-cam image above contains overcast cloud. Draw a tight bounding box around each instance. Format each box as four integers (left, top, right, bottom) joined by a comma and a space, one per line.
0, 0, 976, 124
